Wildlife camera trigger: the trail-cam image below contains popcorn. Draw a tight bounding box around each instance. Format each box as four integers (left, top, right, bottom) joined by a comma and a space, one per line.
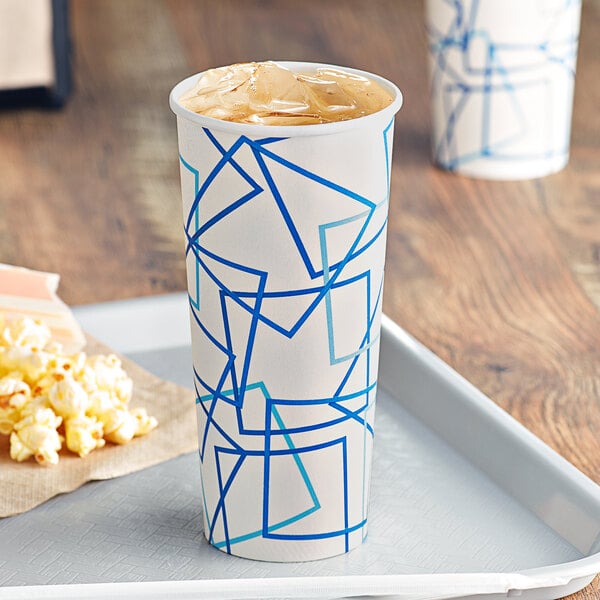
131, 407, 158, 437
48, 376, 89, 419
10, 407, 63, 466
97, 406, 158, 445
0, 345, 53, 383
19, 395, 52, 419
101, 408, 138, 445
65, 415, 105, 457
1, 316, 52, 350
0, 314, 158, 466
0, 373, 31, 434
86, 354, 133, 405
88, 389, 116, 417
0, 264, 86, 353
0, 406, 19, 436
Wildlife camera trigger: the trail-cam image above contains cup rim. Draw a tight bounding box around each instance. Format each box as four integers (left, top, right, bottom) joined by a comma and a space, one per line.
169, 61, 403, 137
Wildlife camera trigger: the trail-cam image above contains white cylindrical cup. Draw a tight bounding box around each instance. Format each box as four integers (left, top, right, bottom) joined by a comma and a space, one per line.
426, 0, 581, 180
170, 62, 402, 562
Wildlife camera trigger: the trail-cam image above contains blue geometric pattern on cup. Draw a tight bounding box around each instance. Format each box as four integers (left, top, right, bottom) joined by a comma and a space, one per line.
428, 0, 580, 171
180, 121, 393, 555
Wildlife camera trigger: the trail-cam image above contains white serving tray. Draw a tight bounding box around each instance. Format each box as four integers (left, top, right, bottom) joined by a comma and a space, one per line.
1, 293, 599, 600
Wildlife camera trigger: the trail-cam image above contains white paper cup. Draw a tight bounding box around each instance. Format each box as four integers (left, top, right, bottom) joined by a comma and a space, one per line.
170, 62, 402, 561
426, 0, 581, 180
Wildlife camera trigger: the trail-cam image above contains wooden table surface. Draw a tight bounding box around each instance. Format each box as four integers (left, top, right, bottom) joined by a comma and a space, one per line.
1, 0, 599, 595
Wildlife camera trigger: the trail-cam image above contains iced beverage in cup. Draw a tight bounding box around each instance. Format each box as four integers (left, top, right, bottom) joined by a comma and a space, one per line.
170, 62, 402, 561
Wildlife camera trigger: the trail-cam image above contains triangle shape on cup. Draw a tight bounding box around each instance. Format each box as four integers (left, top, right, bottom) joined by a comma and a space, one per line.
255, 147, 375, 279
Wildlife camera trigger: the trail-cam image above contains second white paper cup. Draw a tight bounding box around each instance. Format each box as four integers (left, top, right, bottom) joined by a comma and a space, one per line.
170, 62, 402, 561
427, 0, 581, 180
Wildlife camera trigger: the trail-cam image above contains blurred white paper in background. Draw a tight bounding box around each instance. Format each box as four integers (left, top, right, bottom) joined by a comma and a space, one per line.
0, 0, 54, 90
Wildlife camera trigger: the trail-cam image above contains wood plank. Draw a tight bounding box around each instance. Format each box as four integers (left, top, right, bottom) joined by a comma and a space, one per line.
0, 0, 190, 302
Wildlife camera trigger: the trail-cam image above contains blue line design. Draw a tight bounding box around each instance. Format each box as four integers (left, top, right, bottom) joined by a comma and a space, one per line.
428, 0, 580, 170
197, 381, 323, 550
180, 154, 201, 308
383, 118, 394, 197
183, 117, 392, 554
252, 142, 376, 209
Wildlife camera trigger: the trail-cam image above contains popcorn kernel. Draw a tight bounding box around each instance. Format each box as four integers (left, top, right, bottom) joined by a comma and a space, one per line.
65, 415, 106, 457
0, 314, 158, 466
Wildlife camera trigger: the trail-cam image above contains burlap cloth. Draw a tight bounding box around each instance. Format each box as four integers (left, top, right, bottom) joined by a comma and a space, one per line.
0, 336, 198, 517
